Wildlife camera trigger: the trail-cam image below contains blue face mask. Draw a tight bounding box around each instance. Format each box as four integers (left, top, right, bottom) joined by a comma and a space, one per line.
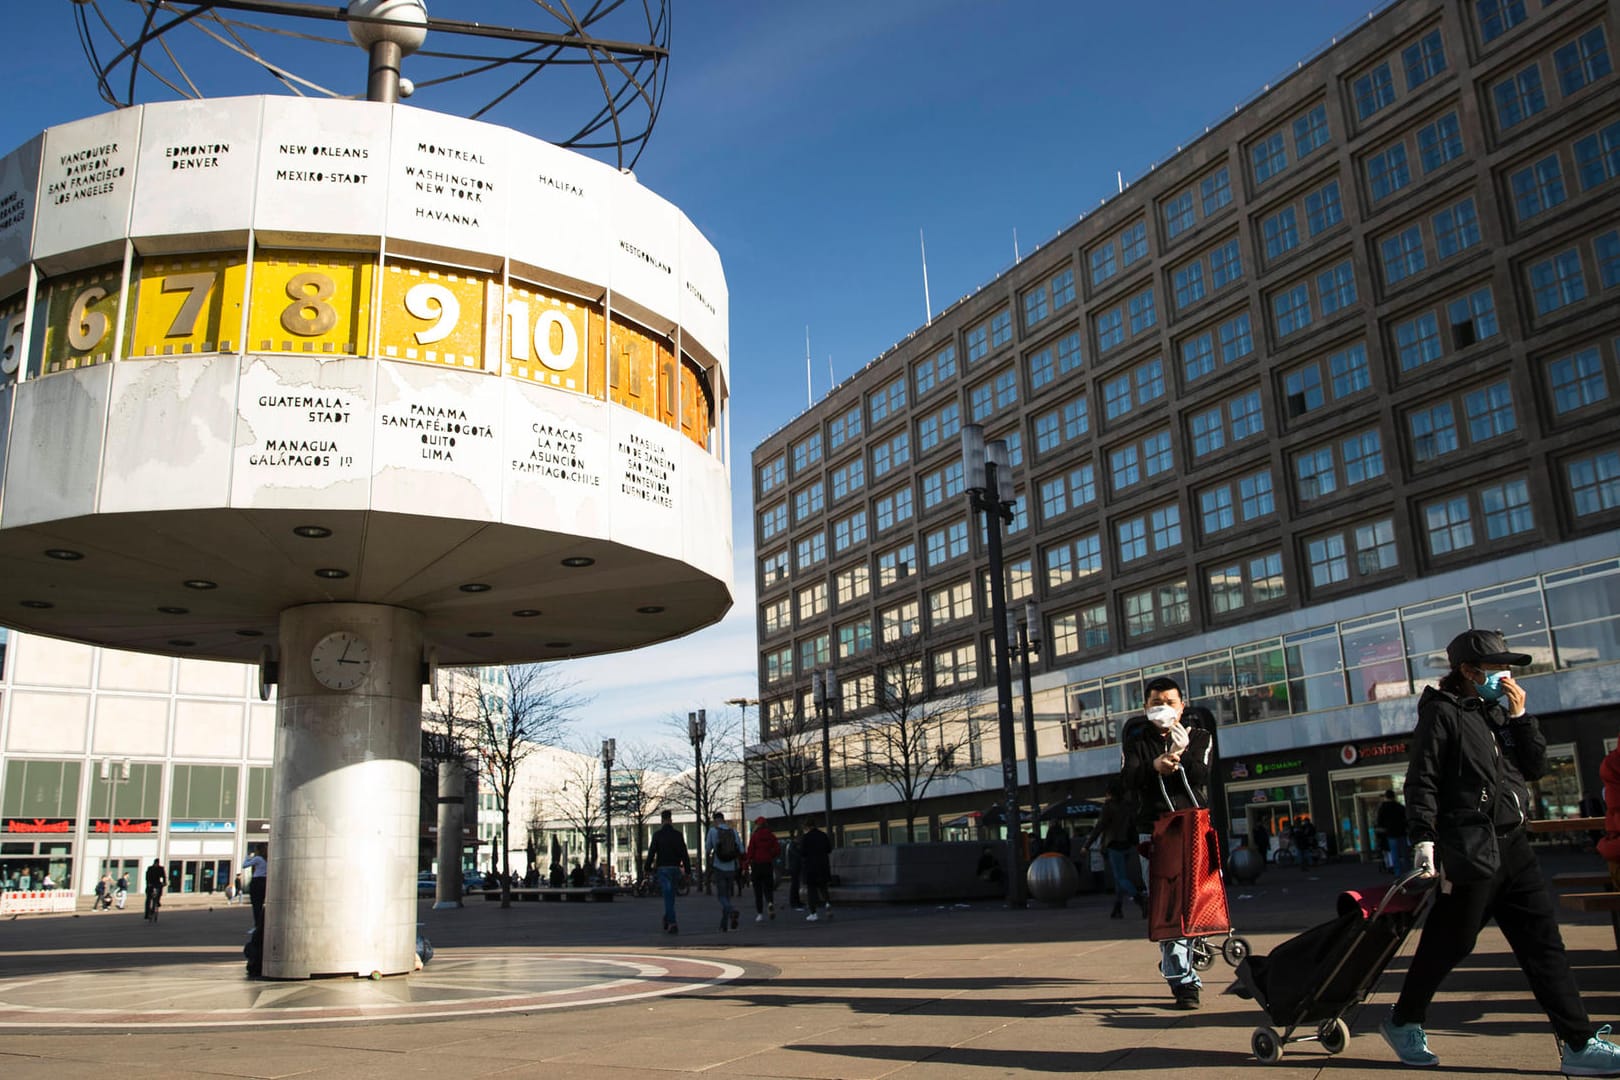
1472, 668, 1508, 702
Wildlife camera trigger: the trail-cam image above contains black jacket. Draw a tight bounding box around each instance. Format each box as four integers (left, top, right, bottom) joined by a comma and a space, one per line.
799, 827, 832, 879
1121, 720, 1213, 833
1404, 685, 1544, 845
646, 824, 690, 871
1374, 798, 1407, 838
1084, 798, 1137, 850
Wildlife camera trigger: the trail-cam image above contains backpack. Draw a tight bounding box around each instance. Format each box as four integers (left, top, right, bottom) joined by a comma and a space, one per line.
714, 827, 740, 863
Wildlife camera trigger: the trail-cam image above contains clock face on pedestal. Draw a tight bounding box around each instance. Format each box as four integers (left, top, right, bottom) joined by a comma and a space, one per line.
310, 630, 372, 691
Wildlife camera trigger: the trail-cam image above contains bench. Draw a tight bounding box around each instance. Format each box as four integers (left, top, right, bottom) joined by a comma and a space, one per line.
479, 886, 618, 902
1552, 872, 1614, 890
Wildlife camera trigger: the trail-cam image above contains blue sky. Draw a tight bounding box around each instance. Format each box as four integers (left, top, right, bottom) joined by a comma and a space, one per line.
5, 0, 1387, 752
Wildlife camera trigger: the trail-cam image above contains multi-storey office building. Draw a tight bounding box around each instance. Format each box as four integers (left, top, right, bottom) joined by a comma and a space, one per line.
746, 0, 1620, 857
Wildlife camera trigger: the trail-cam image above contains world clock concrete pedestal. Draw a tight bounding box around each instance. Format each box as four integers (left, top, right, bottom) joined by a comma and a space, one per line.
435, 757, 467, 910
264, 603, 424, 980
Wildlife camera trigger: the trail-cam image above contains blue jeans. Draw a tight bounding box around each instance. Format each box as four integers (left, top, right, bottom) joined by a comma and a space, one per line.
1106, 847, 1141, 901
1386, 836, 1409, 873
1139, 833, 1199, 991
714, 870, 736, 915
657, 866, 681, 926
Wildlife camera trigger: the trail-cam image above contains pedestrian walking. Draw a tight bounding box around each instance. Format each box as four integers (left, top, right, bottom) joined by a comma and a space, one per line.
1376, 789, 1409, 874
707, 811, 743, 932
800, 817, 833, 921
645, 808, 690, 935
786, 835, 804, 909
95, 873, 111, 911
241, 844, 268, 930
1080, 776, 1145, 919
746, 816, 781, 923
143, 858, 165, 921
114, 873, 129, 909
1120, 675, 1214, 1010
1380, 629, 1620, 1076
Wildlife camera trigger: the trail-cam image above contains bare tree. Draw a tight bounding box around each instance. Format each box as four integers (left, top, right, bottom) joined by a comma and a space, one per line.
660, 705, 744, 884
550, 740, 606, 878
469, 663, 582, 907
609, 739, 671, 883
744, 713, 823, 837
852, 635, 974, 842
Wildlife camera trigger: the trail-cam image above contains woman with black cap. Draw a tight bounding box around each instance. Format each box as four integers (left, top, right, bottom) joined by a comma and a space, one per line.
1380, 629, 1619, 1076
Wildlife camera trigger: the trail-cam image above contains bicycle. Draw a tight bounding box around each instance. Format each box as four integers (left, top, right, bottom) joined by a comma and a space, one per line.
144, 887, 162, 922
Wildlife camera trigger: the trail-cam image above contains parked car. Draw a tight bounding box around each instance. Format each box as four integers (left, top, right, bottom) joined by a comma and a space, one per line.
462, 871, 485, 894
417, 872, 436, 897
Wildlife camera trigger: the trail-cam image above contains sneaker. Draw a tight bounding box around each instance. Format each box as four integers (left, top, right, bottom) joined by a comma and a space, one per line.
805, 912, 819, 922
768, 902, 776, 919
1563, 1026, 1620, 1077
1380, 1013, 1439, 1068
755, 913, 765, 923
1173, 986, 1200, 1010
667, 923, 678, 935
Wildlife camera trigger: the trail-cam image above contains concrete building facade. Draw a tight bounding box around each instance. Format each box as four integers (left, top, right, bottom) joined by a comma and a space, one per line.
745, 0, 1620, 856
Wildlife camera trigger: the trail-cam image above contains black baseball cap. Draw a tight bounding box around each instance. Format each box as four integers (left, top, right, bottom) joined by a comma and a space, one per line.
1446, 629, 1531, 668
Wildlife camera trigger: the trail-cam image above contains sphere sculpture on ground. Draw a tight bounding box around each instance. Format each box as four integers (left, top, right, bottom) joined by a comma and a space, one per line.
1026, 851, 1081, 907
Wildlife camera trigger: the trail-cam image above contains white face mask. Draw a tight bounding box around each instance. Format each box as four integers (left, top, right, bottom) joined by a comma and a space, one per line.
1146, 704, 1179, 729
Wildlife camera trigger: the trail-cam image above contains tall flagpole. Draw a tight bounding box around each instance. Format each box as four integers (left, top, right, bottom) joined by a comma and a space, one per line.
805, 326, 813, 408
920, 228, 932, 326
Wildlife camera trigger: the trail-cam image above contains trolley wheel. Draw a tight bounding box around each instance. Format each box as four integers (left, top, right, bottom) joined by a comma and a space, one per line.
1317, 1018, 1350, 1055
1251, 1026, 1283, 1064
1223, 935, 1252, 966
1191, 939, 1215, 971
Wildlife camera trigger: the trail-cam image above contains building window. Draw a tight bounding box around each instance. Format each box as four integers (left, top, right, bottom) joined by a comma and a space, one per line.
1097, 307, 1125, 351
1240, 469, 1275, 520
792, 432, 822, 474
793, 481, 825, 522
1117, 516, 1147, 562
1121, 221, 1148, 265
1210, 564, 1243, 614
915, 344, 956, 398
1367, 143, 1411, 201
917, 402, 962, 454
1023, 283, 1050, 329
877, 543, 917, 587
1529, 249, 1586, 315
1128, 288, 1157, 335
1061, 394, 1090, 440
1424, 495, 1475, 555
1432, 197, 1481, 259
1182, 332, 1215, 383
831, 457, 866, 500
1342, 429, 1385, 485
1251, 551, 1286, 603
828, 405, 862, 451
990, 309, 1012, 350
1382, 225, 1427, 285
763, 597, 791, 635
1210, 240, 1242, 289
1229, 390, 1264, 441
1045, 532, 1102, 588
1273, 283, 1312, 338
1201, 168, 1232, 216
965, 323, 989, 364
927, 579, 974, 628
1143, 429, 1173, 477
1051, 603, 1109, 656
1051, 268, 1076, 309
1481, 478, 1534, 538
764, 646, 792, 684
1554, 28, 1611, 96
1465, 381, 1517, 441
1294, 103, 1331, 158
1306, 180, 1343, 236
761, 549, 789, 588
1191, 406, 1225, 457
1417, 112, 1464, 174
1548, 347, 1609, 413
835, 564, 870, 605
832, 510, 868, 553
1263, 206, 1299, 260
1477, 0, 1526, 44
868, 376, 906, 426
1307, 533, 1349, 587
795, 532, 826, 570
759, 455, 786, 494
1395, 311, 1443, 371
1150, 503, 1182, 550
1125, 580, 1190, 638
1575, 120, 1620, 190
797, 581, 829, 621
1134, 358, 1166, 405
1090, 240, 1117, 287
1317, 261, 1358, 317
1330, 342, 1371, 398
1174, 260, 1205, 309
879, 600, 920, 642
1355, 518, 1399, 574
932, 643, 978, 689
1403, 29, 1447, 89
1410, 402, 1460, 463
1296, 446, 1337, 501
837, 618, 874, 660
1219, 312, 1254, 364
1286, 363, 1323, 418
1109, 444, 1140, 493
1201, 485, 1235, 534
1055, 331, 1084, 376
1447, 286, 1498, 348
1252, 132, 1288, 184
1568, 449, 1620, 516
761, 501, 787, 540
1164, 191, 1196, 239
1511, 155, 1567, 221
1493, 64, 1546, 129
1353, 62, 1396, 121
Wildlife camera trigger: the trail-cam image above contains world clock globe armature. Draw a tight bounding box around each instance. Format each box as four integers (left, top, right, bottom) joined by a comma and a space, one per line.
2, 0, 728, 978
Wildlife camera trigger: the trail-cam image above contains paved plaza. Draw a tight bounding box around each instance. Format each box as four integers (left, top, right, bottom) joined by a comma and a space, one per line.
0, 852, 1614, 1078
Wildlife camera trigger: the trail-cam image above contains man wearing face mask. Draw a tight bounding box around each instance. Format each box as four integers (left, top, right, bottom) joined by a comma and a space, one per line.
1120, 675, 1213, 1010
1380, 629, 1620, 1076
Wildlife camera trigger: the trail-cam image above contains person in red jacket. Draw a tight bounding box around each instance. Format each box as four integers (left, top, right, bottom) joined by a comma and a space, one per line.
747, 817, 782, 923
1598, 742, 1620, 890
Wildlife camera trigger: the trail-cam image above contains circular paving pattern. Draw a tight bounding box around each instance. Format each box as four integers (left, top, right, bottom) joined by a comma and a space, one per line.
0, 949, 743, 1031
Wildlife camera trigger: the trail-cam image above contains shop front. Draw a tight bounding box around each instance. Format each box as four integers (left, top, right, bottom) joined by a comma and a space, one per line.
1220, 755, 1311, 862
1326, 739, 1410, 864
168, 819, 236, 894
1, 819, 75, 891
89, 816, 160, 893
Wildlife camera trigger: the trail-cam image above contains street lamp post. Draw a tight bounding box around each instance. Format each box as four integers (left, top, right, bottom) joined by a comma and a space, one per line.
961, 424, 1024, 908
97, 757, 132, 890
812, 669, 839, 840
687, 709, 708, 892
601, 738, 616, 882
1015, 599, 1043, 847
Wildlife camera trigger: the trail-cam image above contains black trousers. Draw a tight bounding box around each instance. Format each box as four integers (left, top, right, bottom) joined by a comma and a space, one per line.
1393, 829, 1592, 1047
249, 877, 267, 931
752, 862, 776, 913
